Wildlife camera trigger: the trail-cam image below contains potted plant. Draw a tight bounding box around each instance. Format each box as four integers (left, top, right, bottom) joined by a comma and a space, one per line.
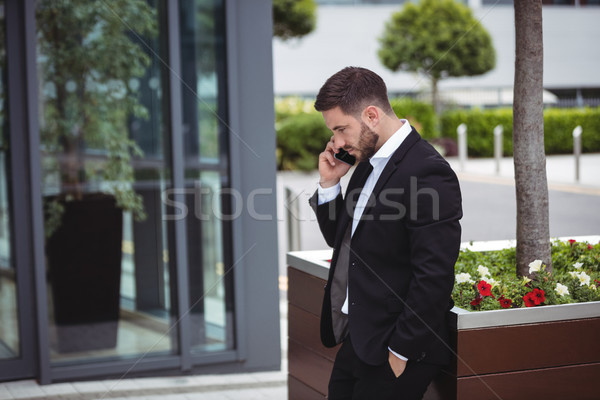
425, 237, 600, 400
37, 0, 156, 353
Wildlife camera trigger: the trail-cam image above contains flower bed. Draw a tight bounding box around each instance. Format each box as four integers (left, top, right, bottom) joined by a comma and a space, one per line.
452, 237, 600, 311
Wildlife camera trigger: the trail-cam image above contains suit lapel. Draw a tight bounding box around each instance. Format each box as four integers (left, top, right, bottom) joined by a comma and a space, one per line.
370, 128, 421, 199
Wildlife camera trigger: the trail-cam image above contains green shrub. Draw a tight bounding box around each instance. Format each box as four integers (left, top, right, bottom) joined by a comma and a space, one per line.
440, 108, 513, 157
390, 98, 438, 138
440, 107, 600, 157
276, 111, 330, 171
544, 108, 600, 154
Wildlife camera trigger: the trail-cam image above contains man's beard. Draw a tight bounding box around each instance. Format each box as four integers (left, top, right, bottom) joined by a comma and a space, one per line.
354, 122, 379, 162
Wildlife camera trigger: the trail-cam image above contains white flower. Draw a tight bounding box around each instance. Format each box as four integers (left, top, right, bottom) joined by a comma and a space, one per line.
569, 271, 591, 286
555, 283, 569, 297
487, 277, 498, 287
477, 265, 490, 278
456, 272, 474, 284
528, 259, 543, 274
573, 262, 583, 269
522, 276, 532, 285
577, 272, 591, 287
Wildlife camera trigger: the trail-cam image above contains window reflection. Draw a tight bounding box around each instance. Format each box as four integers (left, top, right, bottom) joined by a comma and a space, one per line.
36, 0, 176, 363
0, 0, 20, 360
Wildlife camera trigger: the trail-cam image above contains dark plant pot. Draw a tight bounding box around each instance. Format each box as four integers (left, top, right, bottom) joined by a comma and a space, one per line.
45, 193, 123, 353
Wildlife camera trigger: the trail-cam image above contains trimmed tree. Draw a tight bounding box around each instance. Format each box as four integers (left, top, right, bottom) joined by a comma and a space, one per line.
273, 0, 317, 41
513, 0, 551, 275
378, 0, 495, 114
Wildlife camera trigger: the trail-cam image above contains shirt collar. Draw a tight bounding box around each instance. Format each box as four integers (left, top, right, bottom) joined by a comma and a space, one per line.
369, 119, 411, 166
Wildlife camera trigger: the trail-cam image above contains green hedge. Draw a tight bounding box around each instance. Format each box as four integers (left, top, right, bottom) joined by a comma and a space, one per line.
276, 96, 600, 170
390, 98, 438, 138
440, 107, 600, 157
275, 103, 331, 171
275, 97, 438, 170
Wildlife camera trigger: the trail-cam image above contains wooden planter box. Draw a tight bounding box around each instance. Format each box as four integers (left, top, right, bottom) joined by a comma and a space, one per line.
287, 248, 600, 400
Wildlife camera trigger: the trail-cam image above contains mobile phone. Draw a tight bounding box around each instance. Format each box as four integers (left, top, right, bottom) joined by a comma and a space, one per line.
334, 149, 356, 166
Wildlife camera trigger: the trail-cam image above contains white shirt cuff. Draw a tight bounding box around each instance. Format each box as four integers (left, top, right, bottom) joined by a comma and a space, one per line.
317, 182, 341, 205
388, 347, 408, 361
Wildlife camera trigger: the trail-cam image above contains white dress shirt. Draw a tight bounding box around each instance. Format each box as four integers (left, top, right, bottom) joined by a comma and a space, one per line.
318, 120, 411, 361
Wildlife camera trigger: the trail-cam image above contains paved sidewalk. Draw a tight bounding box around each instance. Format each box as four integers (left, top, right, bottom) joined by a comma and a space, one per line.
0, 369, 287, 400
447, 153, 600, 191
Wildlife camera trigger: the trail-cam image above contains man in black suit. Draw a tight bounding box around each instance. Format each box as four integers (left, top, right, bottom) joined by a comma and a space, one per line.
309, 67, 462, 400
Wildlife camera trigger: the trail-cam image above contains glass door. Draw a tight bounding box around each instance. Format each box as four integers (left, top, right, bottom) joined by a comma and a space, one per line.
36, 0, 178, 366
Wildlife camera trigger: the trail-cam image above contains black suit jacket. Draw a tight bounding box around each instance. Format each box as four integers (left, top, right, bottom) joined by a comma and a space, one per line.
309, 127, 462, 366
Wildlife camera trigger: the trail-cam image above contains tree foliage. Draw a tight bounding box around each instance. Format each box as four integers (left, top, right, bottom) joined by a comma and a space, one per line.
37, 0, 157, 234
378, 0, 495, 113
273, 0, 317, 40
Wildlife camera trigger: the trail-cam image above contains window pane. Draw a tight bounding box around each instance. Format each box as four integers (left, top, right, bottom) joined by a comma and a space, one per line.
36, 0, 177, 363
0, 0, 20, 360
180, 0, 234, 354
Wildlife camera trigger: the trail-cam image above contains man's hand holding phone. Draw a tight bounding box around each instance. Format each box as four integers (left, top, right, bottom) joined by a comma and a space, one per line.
318, 137, 354, 188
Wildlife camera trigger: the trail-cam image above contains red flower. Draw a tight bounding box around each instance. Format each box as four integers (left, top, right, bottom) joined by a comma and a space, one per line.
477, 280, 493, 297
531, 288, 545, 305
498, 296, 512, 309
470, 294, 482, 307
568, 239, 577, 245
524, 288, 546, 307
523, 292, 536, 307
594, 279, 600, 288
587, 244, 593, 250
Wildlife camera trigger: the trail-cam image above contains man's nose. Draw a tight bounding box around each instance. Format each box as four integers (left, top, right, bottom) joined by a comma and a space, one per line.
333, 135, 346, 150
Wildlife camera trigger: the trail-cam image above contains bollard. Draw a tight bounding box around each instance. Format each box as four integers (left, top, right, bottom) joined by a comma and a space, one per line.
573, 125, 582, 182
494, 125, 503, 175
457, 123, 467, 171
285, 186, 301, 252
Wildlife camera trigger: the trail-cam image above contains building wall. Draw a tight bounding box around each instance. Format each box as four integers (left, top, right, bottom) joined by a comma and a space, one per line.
273, 4, 600, 99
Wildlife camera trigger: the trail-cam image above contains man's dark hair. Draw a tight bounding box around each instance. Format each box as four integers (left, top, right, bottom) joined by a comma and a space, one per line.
314, 67, 394, 117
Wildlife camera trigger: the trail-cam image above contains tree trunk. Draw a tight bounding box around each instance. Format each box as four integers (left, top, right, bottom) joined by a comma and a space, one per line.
513, 0, 551, 276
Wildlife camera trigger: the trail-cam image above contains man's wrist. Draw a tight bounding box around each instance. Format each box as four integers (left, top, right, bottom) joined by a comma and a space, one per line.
318, 178, 340, 188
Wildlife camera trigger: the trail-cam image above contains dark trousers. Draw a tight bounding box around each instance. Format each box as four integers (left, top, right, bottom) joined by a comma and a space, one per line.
328, 336, 441, 400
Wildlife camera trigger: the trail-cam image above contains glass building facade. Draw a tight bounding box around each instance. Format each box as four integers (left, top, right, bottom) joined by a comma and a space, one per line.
0, 0, 279, 384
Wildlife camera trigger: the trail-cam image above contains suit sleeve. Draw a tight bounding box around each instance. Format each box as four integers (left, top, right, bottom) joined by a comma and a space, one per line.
387, 159, 462, 360
309, 189, 344, 248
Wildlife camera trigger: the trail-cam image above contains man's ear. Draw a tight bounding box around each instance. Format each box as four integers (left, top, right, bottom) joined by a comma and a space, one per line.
362, 106, 380, 128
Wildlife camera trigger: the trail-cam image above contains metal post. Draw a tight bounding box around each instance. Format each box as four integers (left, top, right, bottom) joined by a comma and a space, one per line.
494, 125, 503, 175
573, 125, 582, 182
457, 123, 467, 171
285, 187, 301, 252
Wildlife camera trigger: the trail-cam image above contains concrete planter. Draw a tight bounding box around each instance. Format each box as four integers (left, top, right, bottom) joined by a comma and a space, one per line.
287, 242, 600, 400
